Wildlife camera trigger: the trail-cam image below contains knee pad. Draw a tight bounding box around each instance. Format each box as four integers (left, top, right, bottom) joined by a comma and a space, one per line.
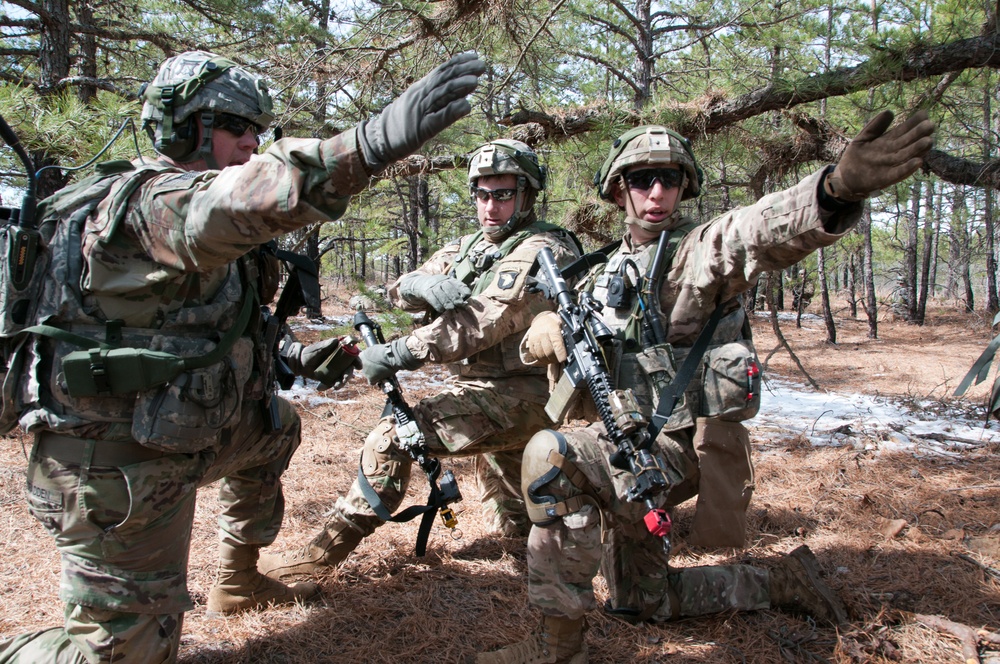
521, 429, 591, 525
360, 418, 411, 481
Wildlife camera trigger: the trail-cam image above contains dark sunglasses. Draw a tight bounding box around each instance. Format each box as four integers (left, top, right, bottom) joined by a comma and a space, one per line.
471, 187, 517, 203
213, 113, 265, 142
624, 168, 684, 191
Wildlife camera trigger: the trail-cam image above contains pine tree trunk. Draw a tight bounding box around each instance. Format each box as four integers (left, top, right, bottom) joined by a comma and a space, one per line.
904, 181, 920, 322
862, 205, 878, 339
818, 246, 837, 343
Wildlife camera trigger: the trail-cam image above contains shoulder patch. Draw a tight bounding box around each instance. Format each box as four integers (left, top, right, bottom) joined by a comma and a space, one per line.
496, 270, 520, 290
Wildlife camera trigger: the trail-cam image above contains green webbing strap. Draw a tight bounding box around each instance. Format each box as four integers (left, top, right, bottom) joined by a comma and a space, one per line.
646, 301, 726, 440
451, 220, 574, 291
20, 286, 255, 402
450, 230, 485, 286
20, 287, 255, 370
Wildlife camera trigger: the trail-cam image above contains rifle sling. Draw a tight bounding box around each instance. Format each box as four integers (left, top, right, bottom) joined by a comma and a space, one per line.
645, 301, 726, 441
356, 464, 443, 556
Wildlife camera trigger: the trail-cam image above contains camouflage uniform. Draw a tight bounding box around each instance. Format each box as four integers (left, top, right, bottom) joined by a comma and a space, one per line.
300, 219, 580, 554
523, 167, 861, 622
0, 49, 483, 663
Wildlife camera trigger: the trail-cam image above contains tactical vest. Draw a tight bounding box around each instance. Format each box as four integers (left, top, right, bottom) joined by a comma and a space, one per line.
585, 221, 755, 431
3, 160, 259, 449
448, 220, 580, 379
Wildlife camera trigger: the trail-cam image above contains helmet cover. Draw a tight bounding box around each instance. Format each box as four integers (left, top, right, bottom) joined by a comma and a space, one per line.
594, 126, 702, 202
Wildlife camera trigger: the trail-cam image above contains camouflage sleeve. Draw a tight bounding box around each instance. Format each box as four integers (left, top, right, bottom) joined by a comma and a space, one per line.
662, 168, 861, 343
131, 131, 370, 271
386, 239, 462, 311
405, 231, 580, 364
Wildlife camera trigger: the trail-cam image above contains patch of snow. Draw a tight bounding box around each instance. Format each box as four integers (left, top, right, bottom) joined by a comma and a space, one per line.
749, 377, 998, 455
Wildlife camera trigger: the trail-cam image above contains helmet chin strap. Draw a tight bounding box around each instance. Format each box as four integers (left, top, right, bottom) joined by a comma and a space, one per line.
196, 111, 219, 169
624, 212, 681, 234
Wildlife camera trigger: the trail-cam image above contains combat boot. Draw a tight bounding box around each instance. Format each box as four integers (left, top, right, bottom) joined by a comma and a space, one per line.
476, 614, 587, 664
206, 543, 320, 616
257, 520, 364, 579
769, 545, 848, 625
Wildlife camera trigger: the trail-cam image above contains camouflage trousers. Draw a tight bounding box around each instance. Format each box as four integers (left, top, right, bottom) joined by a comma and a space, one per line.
526, 422, 768, 622
325, 376, 550, 540
0, 396, 301, 664
475, 451, 529, 537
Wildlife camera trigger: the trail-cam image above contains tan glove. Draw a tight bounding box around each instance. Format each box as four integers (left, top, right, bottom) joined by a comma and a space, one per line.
825, 109, 935, 202
520, 311, 567, 366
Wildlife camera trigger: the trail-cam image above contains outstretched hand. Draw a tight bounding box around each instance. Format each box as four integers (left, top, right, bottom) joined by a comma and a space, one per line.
825, 109, 936, 202
357, 52, 486, 174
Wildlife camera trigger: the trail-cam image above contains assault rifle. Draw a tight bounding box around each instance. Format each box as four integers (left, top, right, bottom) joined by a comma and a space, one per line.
353, 311, 461, 555
530, 246, 673, 553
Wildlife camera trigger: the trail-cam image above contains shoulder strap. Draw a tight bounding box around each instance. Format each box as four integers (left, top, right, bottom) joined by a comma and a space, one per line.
449, 229, 486, 285
645, 301, 725, 439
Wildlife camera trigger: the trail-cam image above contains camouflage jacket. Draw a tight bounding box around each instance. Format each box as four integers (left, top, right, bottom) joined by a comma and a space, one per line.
605, 168, 861, 347
17, 132, 370, 434
581, 168, 861, 429
391, 219, 581, 380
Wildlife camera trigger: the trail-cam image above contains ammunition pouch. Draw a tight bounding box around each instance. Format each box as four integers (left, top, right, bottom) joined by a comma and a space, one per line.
131, 337, 253, 453
62, 347, 187, 398
700, 340, 761, 422
627, 343, 695, 433
454, 334, 546, 379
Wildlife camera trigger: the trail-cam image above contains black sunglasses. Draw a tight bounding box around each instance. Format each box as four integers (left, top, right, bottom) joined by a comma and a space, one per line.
213, 113, 265, 142
471, 187, 517, 203
624, 168, 684, 191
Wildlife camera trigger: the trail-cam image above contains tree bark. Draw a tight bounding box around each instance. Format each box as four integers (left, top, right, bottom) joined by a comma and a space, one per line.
916, 180, 935, 324
861, 205, 878, 339
903, 181, 921, 322
818, 246, 837, 343
848, 253, 858, 318
985, 74, 1000, 314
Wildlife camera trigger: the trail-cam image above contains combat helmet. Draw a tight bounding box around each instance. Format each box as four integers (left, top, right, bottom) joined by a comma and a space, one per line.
594, 125, 703, 202
468, 139, 547, 240
140, 51, 274, 167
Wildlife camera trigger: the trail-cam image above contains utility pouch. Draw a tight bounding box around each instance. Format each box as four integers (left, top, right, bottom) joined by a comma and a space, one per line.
131, 337, 252, 454
687, 417, 754, 548
632, 343, 694, 432
700, 340, 761, 422
0, 225, 45, 337
61, 348, 185, 398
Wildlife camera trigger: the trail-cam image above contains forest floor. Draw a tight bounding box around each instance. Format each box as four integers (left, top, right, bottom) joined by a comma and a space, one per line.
2, 295, 1000, 663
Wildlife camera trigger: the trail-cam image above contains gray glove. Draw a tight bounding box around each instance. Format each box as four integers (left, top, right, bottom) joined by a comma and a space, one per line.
399, 273, 472, 312
357, 52, 485, 174
360, 337, 423, 384
280, 336, 361, 389
825, 109, 935, 202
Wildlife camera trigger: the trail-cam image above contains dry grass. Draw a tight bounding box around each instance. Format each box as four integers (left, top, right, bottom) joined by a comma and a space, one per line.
2, 295, 1000, 663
